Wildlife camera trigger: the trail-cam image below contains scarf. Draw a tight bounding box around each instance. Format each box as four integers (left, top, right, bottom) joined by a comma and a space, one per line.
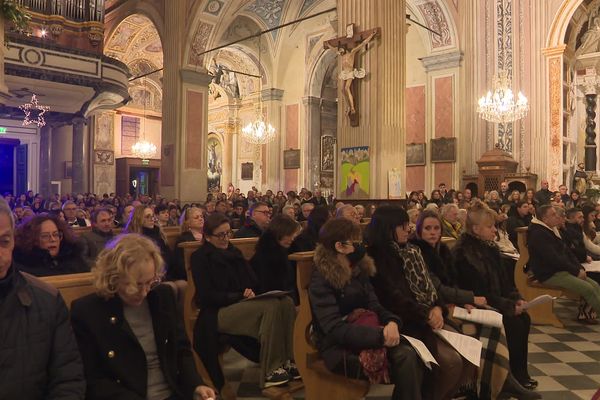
442, 218, 462, 239
391, 242, 438, 307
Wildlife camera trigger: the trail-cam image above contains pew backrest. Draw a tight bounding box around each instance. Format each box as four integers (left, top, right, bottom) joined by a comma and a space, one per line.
229, 237, 259, 261
290, 251, 318, 358
40, 272, 95, 310
441, 236, 457, 249
162, 226, 181, 251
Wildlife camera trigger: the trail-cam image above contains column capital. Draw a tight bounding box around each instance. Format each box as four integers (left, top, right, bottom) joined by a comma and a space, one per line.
180, 68, 213, 86
421, 51, 463, 72
72, 116, 86, 126
261, 88, 284, 101
302, 96, 321, 106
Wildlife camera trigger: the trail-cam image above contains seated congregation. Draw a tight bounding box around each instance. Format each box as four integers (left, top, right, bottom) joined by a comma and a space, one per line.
7, 182, 600, 400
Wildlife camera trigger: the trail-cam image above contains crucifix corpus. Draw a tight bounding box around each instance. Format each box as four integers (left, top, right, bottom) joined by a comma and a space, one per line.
324, 24, 380, 127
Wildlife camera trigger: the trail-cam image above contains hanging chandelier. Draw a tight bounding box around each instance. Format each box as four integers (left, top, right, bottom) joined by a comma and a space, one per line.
240, 35, 276, 145
132, 78, 157, 162
477, 70, 529, 124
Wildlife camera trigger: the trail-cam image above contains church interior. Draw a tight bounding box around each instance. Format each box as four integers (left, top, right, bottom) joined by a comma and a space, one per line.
4, 0, 600, 399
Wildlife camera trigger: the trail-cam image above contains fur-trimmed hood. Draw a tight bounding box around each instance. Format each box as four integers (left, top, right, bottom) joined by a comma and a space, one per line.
313, 244, 376, 290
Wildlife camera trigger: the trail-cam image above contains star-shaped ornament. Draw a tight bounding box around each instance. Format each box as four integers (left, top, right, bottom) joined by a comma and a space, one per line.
20, 94, 50, 127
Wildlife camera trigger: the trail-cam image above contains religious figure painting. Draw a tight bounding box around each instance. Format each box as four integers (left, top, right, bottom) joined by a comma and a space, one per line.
406, 143, 426, 166
430, 137, 456, 163
321, 135, 335, 172
283, 149, 300, 169
207, 135, 223, 193
241, 162, 253, 180
340, 146, 369, 198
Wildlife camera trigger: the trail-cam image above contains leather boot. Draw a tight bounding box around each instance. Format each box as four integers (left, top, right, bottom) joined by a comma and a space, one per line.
497, 373, 541, 400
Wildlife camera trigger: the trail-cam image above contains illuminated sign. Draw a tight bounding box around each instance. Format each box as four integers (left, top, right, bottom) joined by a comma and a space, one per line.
0, 127, 6, 134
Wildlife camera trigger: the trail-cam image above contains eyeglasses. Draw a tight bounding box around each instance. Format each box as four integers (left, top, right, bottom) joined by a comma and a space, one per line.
40, 231, 63, 241
143, 214, 155, 220
254, 210, 272, 216
135, 276, 162, 292
211, 230, 234, 240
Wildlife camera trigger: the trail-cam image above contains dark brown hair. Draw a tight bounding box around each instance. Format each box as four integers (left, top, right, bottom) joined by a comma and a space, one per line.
416, 209, 442, 238
318, 218, 361, 251
203, 213, 231, 236
265, 215, 300, 241
15, 213, 76, 253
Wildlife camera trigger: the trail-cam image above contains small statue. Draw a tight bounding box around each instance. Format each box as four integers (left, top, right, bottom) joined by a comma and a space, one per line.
573, 162, 591, 194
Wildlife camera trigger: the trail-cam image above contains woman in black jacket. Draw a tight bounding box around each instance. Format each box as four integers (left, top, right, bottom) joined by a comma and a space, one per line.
250, 214, 301, 303
453, 202, 537, 393
191, 213, 297, 390
13, 214, 88, 276
125, 206, 180, 280
173, 207, 205, 279
290, 205, 330, 252
70, 233, 215, 400
367, 205, 474, 400
310, 218, 424, 400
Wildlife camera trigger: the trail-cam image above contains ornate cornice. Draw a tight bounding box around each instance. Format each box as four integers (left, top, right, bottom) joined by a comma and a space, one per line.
261, 88, 284, 101
420, 51, 462, 72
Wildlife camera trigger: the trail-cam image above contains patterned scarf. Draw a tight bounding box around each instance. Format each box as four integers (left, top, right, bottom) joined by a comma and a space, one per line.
391, 242, 438, 307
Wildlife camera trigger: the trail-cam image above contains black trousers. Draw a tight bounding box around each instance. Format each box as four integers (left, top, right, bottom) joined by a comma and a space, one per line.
503, 312, 531, 381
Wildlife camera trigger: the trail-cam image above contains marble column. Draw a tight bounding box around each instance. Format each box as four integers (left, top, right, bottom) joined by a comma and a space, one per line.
336, 0, 406, 199
71, 117, 87, 194
262, 88, 283, 191
39, 125, 52, 196
302, 96, 321, 190
585, 94, 597, 172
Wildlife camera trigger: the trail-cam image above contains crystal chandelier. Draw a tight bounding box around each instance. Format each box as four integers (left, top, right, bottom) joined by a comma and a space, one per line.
477, 70, 529, 124
132, 78, 157, 162
241, 35, 276, 145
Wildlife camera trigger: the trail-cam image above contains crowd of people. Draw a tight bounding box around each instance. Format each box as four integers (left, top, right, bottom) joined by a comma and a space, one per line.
3, 178, 600, 399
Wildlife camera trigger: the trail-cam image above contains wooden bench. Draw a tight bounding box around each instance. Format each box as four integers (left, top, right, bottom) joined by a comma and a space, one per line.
180, 237, 301, 400
440, 236, 457, 249
290, 251, 370, 400
40, 272, 95, 309
515, 227, 578, 327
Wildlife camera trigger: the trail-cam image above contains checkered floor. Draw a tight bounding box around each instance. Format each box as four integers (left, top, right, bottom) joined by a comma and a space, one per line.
221, 299, 600, 399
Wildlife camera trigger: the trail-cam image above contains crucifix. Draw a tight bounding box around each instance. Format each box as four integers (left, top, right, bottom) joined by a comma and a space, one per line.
324, 24, 380, 127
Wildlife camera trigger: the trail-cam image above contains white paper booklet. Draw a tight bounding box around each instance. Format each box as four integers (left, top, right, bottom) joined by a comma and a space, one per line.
401, 335, 439, 370
583, 261, 600, 273
434, 329, 482, 367
241, 290, 290, 301
452, 306, 503, 328
522, 294, 555, 310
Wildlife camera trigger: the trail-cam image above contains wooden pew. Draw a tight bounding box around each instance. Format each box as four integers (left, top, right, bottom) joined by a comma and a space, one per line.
40, 272, 95, 310
290, 251, 370, 400
162, 226, 181, 251
71, 226, 92, 237
515, 226, 577, 327
181, 237, 301, 400
441, 236, 457, 249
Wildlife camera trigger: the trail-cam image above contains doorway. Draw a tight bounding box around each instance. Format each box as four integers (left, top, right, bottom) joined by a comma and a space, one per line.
129, 167, 158, 196
0, 139, 27, 196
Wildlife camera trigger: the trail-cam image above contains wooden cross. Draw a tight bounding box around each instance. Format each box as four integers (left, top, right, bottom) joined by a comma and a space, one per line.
324, 24, 380, 127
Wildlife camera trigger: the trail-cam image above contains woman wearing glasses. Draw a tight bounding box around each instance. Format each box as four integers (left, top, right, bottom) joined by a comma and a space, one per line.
191, 213, 297, 390
13, 213, 88, 276
71, 234, 216, 400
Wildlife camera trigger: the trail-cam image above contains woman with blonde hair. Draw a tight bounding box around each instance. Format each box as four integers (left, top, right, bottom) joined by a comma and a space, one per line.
70, 234, 215, 400
125, 205, 178, 280
452, 202, 539, 395
173, 207, 205, 280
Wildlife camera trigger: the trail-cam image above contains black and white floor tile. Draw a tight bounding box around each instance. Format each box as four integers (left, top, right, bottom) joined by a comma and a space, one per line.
221, 299, 600, 399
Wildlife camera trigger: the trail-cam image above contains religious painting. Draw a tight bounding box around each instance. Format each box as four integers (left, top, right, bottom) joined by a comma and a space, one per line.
430, 137, 456, 163
339, 146, 369, 198
406, 143, 426, 166
321, 135, 336, 172
283, 149, 300, 169
94, 150, 114, 165
207, 135, 223, 192
388, 169, 402, 199
241, 162, 253, 180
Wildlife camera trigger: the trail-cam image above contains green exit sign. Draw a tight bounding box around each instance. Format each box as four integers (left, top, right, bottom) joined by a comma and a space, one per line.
0, 127, 6, 134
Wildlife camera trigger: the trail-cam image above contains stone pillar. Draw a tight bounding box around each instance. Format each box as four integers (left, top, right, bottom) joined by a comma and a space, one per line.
179, 69, 212, 203
585, 94, 598, 172
262, 88, 283, 191
71, 117, 87, 194
336, 0, 406, 198
302, 96, 321, 190
0, 17, 9, 97
39, 125, 52, 196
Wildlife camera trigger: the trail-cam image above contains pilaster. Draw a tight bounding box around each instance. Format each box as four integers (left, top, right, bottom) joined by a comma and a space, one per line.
261, 88, 283, 192
71, 117, 88, 193
39, 125, 52, 196
302, 96, 321, 191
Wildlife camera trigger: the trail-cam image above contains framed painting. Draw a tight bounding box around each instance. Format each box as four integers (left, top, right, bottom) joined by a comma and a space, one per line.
241, 162, 253, 180
283, 149, 301, 169
406, 143, 426, 166
430, 137, 456, 163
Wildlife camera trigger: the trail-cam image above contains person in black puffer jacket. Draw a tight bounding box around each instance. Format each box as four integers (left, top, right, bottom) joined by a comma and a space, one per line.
0, 198, 85, 399
13, 213, 88, 276
251, 215, 301, 304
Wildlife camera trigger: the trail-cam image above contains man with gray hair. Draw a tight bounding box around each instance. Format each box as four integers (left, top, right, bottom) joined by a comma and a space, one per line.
336, 204, 361, 224
62, 200, 87, 227
0, 198, 85, 398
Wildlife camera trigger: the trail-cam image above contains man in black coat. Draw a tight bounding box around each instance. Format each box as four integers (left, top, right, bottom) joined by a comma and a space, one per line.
527, 205, 600, 314
80, 207, 115, 267
562, 208, 590, 263
233, 202, 271, 238
0, 198, 85, 399
534, 179, 553, 206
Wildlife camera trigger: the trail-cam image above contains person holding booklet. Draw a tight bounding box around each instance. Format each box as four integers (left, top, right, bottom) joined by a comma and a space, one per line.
412, 209, 539, 399
309, 218, 425, 400
190, 213, 298, 390
453, 202, 540, 398
367, 205, 475, 400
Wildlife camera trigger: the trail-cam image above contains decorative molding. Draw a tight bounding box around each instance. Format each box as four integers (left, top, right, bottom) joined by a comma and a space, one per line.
420, 51, 462, 72
549, 56, 563, 190
180, 68, 213, 86
188, 21, 214, 66
496, 0, 514, 153
417, 1, 452, 49
261, 88, 284, 101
